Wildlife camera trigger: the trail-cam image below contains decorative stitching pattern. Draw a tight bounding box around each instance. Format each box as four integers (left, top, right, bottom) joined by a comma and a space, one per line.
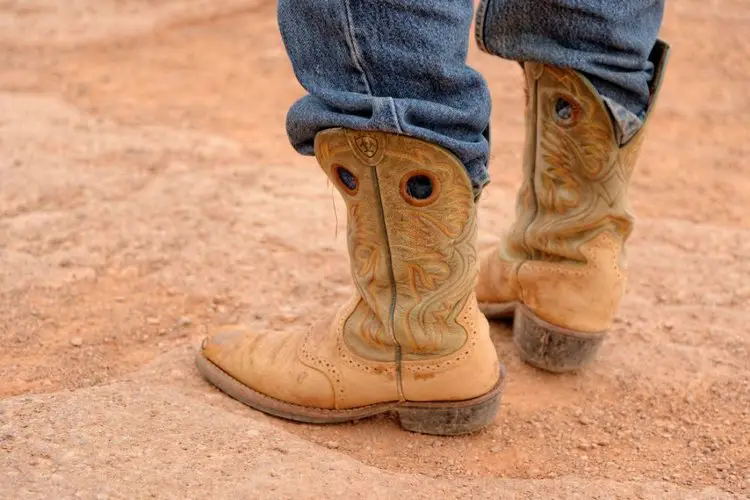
304, 128, 491, 404
478, 54, 668, 330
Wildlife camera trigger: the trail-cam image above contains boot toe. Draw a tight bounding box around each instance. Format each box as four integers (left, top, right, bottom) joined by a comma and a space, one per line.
199, 325, 336, 409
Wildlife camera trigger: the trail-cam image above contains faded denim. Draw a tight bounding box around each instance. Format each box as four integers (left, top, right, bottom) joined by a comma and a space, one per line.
278, 0, 664, 190
476, 0, 665, 145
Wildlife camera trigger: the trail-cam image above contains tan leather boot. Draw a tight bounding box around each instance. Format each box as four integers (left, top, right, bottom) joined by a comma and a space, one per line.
476, 41, 670, 372
196, 128, 504, 435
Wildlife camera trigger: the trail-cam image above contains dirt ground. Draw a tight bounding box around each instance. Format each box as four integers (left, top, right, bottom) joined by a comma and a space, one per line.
1, 0, 749, 498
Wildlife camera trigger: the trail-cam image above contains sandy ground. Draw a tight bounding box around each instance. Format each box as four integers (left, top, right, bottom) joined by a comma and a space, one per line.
1, 0, 749, 498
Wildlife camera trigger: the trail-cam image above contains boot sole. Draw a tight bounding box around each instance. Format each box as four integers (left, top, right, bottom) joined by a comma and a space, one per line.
513, 304, 605, 373
195, 352, 505, 436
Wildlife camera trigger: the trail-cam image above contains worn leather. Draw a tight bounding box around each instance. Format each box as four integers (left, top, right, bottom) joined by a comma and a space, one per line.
202, 129, 500, 410
477, 41, 670, 333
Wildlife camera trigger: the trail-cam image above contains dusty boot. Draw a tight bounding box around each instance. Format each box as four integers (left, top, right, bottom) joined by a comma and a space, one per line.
476, 41, 670, 372
196, 128, 504, 435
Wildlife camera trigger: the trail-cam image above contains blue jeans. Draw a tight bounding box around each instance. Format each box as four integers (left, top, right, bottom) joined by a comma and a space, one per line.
278, 0, 664, 191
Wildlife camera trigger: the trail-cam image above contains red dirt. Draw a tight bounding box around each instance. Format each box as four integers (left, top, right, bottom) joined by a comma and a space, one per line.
1, 0, 749, 496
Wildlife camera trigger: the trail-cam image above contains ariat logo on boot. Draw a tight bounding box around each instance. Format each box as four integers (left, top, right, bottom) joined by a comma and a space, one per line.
355, 135, 379, 158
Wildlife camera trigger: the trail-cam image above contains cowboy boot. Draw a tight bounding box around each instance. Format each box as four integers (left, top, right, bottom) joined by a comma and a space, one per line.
196, 128, 504, 435
476, 41, 670, 372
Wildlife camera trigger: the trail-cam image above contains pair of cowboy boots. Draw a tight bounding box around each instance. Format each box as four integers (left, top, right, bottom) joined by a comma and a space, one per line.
196, 42, 669, 435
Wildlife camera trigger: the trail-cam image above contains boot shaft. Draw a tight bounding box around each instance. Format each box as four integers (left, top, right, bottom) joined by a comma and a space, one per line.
507, 41, 670, 262
315, 129, 479, 361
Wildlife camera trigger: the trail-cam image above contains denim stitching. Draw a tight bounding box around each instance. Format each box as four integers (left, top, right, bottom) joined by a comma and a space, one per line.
474, 0, 491, 54
342, 0, 373, 96
388, 97, 404, 134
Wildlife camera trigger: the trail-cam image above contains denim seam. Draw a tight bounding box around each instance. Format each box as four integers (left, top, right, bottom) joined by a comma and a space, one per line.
474, 0, 493, 55
342, 0, 373, 96
387, 97, 404, 134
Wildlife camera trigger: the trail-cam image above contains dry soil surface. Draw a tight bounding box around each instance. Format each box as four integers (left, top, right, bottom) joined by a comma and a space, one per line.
1, 1, 749, 498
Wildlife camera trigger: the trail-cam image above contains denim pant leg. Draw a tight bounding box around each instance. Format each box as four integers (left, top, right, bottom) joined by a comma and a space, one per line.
476, 0, 665, 119
278, 0, 492, 191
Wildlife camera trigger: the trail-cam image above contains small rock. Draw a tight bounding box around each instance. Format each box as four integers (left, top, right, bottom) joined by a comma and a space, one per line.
578, 441, 591, 450
578, 416, 592, 425
177, 316, 192, 327
490, 446, 502, 453
146, 317, 160, 325
69, 337, 84, 347
114, 296, 126, 303
325, 441, 340, 449
158, 329, 167, 336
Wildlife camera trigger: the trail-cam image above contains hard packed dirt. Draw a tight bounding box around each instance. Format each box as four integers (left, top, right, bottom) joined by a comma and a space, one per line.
1, 1, 749, 498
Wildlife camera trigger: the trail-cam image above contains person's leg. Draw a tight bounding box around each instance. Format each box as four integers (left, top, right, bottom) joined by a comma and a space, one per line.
278, 0, 492, 191
474, 0, 670, 371
196, 1, 505, 434
476, 0, 664, 143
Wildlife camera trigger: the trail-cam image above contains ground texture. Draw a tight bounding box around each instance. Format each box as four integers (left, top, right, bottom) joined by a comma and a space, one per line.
1, 1, 749, 498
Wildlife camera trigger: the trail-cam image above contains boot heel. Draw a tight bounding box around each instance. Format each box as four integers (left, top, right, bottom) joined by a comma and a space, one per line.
395, 375, 504, 436
514, 305, 605, 373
